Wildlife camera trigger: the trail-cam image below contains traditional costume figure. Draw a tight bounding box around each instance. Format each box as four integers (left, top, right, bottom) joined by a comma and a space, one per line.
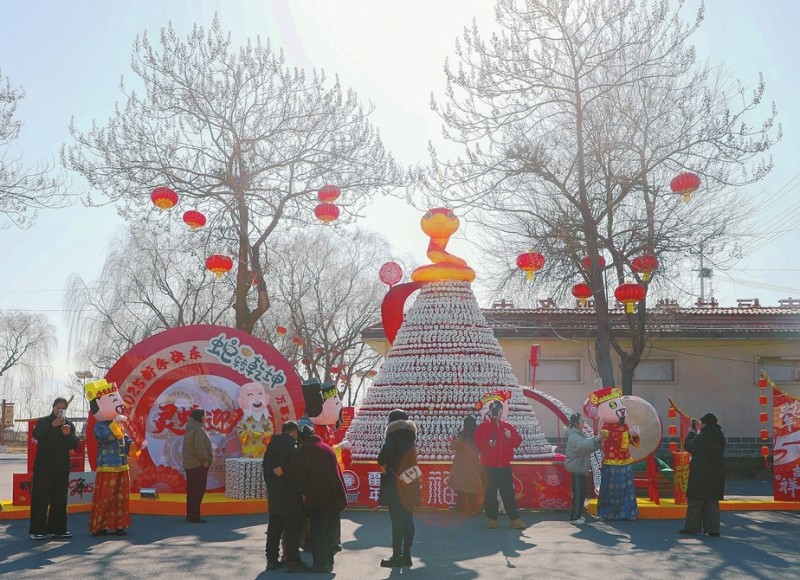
586, 387, 640, 520
85, 379, 144, 536
301, 378, 343, 448
236, 381, 274, 458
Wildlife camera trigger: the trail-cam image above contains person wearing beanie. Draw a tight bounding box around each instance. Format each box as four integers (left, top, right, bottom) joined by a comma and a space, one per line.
182, 408, 214, 523
680, 412, 726, 537
377, 409, 419, 568
564, 413, 607, 525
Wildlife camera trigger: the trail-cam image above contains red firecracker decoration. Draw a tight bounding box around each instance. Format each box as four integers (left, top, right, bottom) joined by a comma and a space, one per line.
614, 282, 646, 313
314, 202, 340, 224
205, 254, 233, 279
317, 184, 342, 203
631, 254, 658, 282
516, 251, 546, 281
276, 326, 287, 336
151, 186, 179, 210
182, 210, 206, 230
581, 256, 606, 271
571, 282, 592, 306
670, 172, 701, 204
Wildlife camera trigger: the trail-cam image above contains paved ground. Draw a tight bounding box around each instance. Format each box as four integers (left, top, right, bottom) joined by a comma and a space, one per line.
3, 452, 795, 579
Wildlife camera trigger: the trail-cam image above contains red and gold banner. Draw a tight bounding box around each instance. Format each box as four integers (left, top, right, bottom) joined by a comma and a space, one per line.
773, 386, 800, 501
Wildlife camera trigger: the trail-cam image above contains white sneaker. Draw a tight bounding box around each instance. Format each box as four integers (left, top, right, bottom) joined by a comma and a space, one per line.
571, 517, 586, 525
30, 534, 49, 540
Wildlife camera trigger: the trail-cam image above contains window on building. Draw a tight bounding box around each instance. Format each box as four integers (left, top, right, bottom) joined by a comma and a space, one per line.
633, 359, 675, 382
529, 359, 581, 383
759, 359, 800, 383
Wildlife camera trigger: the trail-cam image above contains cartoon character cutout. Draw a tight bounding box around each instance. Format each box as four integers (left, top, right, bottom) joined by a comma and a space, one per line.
583, 387, 640, 465
475, 390, 512, 422
236, 381, 274, 458
533, 466, 571, 509
302, 378, 343, 446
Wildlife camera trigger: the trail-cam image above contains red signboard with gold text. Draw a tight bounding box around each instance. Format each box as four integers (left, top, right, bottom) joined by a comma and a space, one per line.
773, 386, 800, 501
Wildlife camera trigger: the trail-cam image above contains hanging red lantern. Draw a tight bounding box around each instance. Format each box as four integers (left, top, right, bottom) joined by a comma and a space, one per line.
614, 282, 646, 313
759, 378, 768, 389
571, 283, 592, 306
667, 407, 677, 419
760, 429, 770, 440
759, 412, 769, 423
631, 254, 658, 282
668, 425, 677, 436
516, 251, 546, 281
330, 366, 340, 374
150, 186, 179, 210
182, 210, 206, 230
760, 446, 770, 458
314, 202, 340, 224
205, 254, 233, 279
670, 172, 701, 204
301, 358, 309, 365
292, 336, 304, 346
317, 184, 341, 203
275, 326, 287, 336
759, 395, 768, 406
367, 370, 378, 377
581, 256, 606, 271
668, 441, 678, 453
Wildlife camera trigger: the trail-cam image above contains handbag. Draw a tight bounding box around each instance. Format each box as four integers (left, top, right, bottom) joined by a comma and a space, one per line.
396, 465, 422, 486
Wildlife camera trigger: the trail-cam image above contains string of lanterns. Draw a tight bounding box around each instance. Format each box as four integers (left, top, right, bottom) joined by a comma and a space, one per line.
758, 371, 771, 467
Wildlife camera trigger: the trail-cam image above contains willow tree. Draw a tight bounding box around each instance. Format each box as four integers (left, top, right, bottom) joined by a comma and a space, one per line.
62, 17, 403, 333
428, 0, 779, 394
0, 69, 68, 228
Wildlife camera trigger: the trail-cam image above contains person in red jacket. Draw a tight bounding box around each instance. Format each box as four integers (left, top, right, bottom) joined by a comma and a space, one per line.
473, 400, 526, 529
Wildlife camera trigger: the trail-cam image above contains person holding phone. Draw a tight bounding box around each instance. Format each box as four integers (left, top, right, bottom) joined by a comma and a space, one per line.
29, 397, 79, 540
680, 413, 726, 537
474, 400, 526, 530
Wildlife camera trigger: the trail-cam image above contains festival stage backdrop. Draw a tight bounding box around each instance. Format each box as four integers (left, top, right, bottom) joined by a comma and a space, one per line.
90, 325, 304, 493
773, 386, 800, 501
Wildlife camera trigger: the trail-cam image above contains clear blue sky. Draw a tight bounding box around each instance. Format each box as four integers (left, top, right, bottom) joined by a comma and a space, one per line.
1, 0, 799, 381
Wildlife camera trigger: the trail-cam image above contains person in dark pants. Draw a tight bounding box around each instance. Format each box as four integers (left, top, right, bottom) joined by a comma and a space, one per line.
182, 408, 214, 523
291, 427, 348, 574
377, 409, 420, 568
263, 421, 306, 572
564, 412, 606, 524
474, 400, 526, 530
680, 413, 726, 537
29, 397, 79, 540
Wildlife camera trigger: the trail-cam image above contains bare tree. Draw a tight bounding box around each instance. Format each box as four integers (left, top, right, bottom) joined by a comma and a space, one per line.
62, 16, 405, 333
0, 69, 69, 228
257, 227, 400, 405
0, 311, 56, 380
428, 0, 779, 394
64, 221, 233, 371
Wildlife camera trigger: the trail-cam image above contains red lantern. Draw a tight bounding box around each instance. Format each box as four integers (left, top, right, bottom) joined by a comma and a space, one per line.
150, 186, 179, 210
670, 172, 701, 204
292, 336, 304, 346
614, 282, 646, 313
760, 429, 770, 440
759, 412, 769, 423
668, 441, 678, 453
760, 446, 770, 458
205, 254, 233, 278
668, 425, 677, 436
571, 283, 592, 306
581, 256, 606, 271
331, 366, 340, 374
631, 254, 658, 282
315, 346, 324, 354
516, 251, 546, 281
759, 395, 768, 406
182, 210, 206, 230
367, 370, 378, 377
317, 184, 341, 203
314, 202, 340, 224
759, 378, 768, 388
667, 407, 677, 419
276, 326, 287, 336
301, 358, 309, 365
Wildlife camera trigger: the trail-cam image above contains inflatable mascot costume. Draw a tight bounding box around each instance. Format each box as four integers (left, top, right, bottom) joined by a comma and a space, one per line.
585, 387, 640, 520
301, 377, 351, 471
236, 381, 274, 458
85, 378, 145, 536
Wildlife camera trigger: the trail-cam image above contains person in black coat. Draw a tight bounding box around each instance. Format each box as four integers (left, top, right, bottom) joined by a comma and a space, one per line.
291, 428, 348, 574
262, 421, 305, 572
680, 413, 726, 537
377, 409, 420, 569
29, 397, 79, 540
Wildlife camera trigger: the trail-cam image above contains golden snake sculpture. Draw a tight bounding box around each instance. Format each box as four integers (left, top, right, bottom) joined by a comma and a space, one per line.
411, 208, 476, 282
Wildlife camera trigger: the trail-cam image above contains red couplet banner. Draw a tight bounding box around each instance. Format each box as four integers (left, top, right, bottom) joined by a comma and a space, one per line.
88, 325, 304, 493
773, 387, 800, 501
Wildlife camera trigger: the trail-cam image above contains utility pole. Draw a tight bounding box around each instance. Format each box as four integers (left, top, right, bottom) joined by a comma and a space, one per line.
694, 242, 713, 303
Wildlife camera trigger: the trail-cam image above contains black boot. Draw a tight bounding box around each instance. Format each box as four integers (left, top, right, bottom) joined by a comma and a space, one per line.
380, 546, 403, 568
399, 545, 413, 568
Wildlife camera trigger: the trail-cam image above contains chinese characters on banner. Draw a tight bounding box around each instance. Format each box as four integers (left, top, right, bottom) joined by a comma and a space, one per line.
91, 325, 304, 494
773, 387, 800, 501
